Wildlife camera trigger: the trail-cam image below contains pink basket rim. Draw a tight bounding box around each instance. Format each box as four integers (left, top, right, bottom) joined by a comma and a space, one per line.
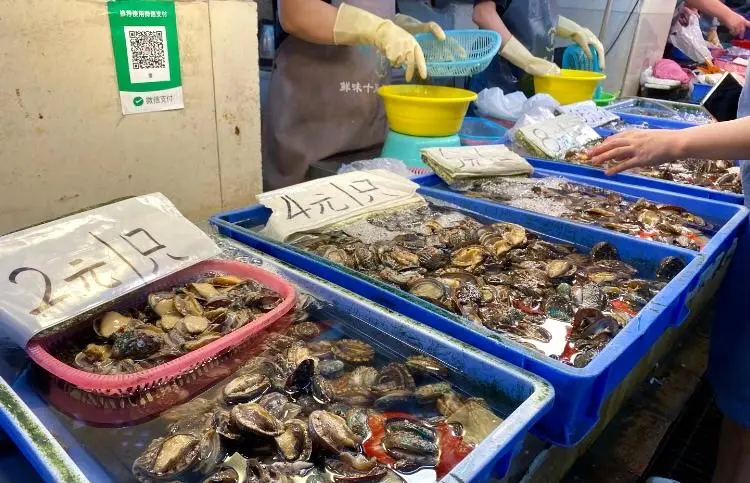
25, 259, 296, 394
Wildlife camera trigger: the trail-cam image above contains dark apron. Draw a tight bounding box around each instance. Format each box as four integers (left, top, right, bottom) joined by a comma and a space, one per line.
469, 0, 558, 95
262, 0, 395, 190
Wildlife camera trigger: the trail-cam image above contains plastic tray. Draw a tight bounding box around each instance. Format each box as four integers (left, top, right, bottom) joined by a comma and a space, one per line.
26, 259, 296, 396
604, 97, 715, 127
412, 170, 748, 257
523, 155, 745, 205
4, 244, 554, 483
210, 198, 720, 446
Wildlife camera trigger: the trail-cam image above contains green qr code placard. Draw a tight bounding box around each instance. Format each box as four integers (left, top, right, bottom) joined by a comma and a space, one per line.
107, 0, 184, 115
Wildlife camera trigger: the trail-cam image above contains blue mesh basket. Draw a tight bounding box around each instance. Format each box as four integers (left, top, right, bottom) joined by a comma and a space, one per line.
415, 29, 501, 78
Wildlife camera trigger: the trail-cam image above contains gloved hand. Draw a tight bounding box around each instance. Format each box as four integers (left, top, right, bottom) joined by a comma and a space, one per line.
393, 14, 445, 40
500, 36, 560, 76
393, 14, 467, 61
556, 16, 606, 69
333, 3, 427, 81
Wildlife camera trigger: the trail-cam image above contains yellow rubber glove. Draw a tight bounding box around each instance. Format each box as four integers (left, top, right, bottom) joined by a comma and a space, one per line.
556, 16, 606, 69
500, 36, 560, 76
333, 3, 427, 81
393, 14, 446, 40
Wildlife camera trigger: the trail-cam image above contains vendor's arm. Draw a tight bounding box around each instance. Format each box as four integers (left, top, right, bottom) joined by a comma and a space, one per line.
586, 117, 750, 175
473, 0, 560, 76
278, 0, 338, 44
684, 0, 750, 36
279, 0, 426, 80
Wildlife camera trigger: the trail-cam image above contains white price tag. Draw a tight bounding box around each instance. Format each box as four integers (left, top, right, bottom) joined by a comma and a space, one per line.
421, 145, 533, 182
259, 170, 423, 242
557, 101, 620, 128
517, 113, 601, 159
0, 193, 220, 346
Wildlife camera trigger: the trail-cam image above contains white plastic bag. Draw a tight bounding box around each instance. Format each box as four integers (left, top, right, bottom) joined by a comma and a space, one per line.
337, 158, 414, 178
475, 88, 527, 121
669, 11, 711, 64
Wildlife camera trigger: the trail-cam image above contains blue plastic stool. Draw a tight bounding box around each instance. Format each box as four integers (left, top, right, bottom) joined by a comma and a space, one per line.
380, 130, 460, 168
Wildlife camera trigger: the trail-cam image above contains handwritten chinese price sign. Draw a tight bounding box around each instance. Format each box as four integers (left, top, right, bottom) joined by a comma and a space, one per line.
258, 170, 423, 242
421, 145, 533, 184
556, 100, 620, 128
516, 113, 601, 159
0, 194, 220, 346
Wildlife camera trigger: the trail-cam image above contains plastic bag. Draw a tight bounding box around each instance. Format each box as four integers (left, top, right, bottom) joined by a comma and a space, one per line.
507, 95, 560, 143
669, 11, 712, 64
338, 158, 414, 179
475, 88, 527, 121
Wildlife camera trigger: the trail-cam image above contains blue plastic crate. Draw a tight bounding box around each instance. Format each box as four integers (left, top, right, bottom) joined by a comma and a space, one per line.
523, 155, 745, 205
605, 97, 713, 128
3, 244, 553, 483
211, 197, 712, 446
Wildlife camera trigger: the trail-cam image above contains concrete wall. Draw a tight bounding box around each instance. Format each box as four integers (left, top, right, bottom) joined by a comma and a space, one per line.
556, 0, 677, 96
0, 0, 261, 234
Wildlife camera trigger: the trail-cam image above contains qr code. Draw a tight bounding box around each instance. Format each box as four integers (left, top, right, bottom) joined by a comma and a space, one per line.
128, 29, 165, 70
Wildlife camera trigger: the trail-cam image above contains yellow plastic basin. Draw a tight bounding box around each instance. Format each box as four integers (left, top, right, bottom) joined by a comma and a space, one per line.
533, 69, 607, 105
378, 85, 478, 137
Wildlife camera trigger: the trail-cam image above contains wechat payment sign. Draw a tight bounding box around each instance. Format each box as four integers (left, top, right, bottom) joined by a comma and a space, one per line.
108, 1, 184, 115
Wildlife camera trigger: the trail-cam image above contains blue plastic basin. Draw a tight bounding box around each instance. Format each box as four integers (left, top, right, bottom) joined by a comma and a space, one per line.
210, 195, 716, 446
3, 245, 553, 483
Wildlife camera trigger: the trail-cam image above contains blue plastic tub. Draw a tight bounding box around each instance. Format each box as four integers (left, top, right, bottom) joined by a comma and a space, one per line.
460, 116, 508, 146
2, 243, 553, 483
605, 98, 714, 128
210, 196, 717, 446
523, 155, 745, 205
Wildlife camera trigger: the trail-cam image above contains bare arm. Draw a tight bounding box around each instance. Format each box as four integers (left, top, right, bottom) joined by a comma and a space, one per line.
670, 117, 750, 160
684, 0, 734, 22
587, 117, 750, 175
279, 0, 338, 45
684, 0, 750, 36
472, 1, 513, 44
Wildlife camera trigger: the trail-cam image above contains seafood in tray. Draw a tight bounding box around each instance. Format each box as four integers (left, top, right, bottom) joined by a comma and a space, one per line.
62, 275, 284, 375
561, 145, 742, 195
294, 205, 685, 367
34, 294, 508, 483
451, 176, 712, 250
26, 259, 296, 396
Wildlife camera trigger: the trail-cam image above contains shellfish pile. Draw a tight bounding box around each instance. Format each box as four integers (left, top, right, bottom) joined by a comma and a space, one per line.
454, 177, 711, 250
61, 275, 283, 375
294, 206, 686, 367
131, 301, 499, 482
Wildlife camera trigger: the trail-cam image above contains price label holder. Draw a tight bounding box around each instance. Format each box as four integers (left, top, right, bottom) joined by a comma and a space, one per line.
259, 169, 423, 242
556, 100, 620, 128
0, 193, 220, 346
421, 145, 534, 186
515, 113, 601, 159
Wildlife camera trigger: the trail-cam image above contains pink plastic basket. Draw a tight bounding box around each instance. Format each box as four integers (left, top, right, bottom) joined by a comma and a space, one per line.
26, 259, 296, 397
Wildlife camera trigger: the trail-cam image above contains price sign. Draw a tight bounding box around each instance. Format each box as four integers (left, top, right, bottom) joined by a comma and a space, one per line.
259, 170, 423, 242
421, 145, 533, 184
0, 194, 220, 346
516, 113, 601, 159
556, 100, 620, 128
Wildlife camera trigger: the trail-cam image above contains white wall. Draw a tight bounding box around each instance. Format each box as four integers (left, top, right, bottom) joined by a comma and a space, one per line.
556, 0, 677, 95
0, 0, 262, 234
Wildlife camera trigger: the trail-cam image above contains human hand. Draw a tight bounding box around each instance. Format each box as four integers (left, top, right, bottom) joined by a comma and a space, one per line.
526, 57, 561, 76
375, 21, 428, 81
557, 16, 606, 69
585, 130, 684, 175
393, 14, 445, 40
721, 11, 750, 37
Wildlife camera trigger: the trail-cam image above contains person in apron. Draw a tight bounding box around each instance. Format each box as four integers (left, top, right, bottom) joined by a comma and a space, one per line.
587, 67, 750, 483
262, 0, 447, 190
470, 0, 605, 94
